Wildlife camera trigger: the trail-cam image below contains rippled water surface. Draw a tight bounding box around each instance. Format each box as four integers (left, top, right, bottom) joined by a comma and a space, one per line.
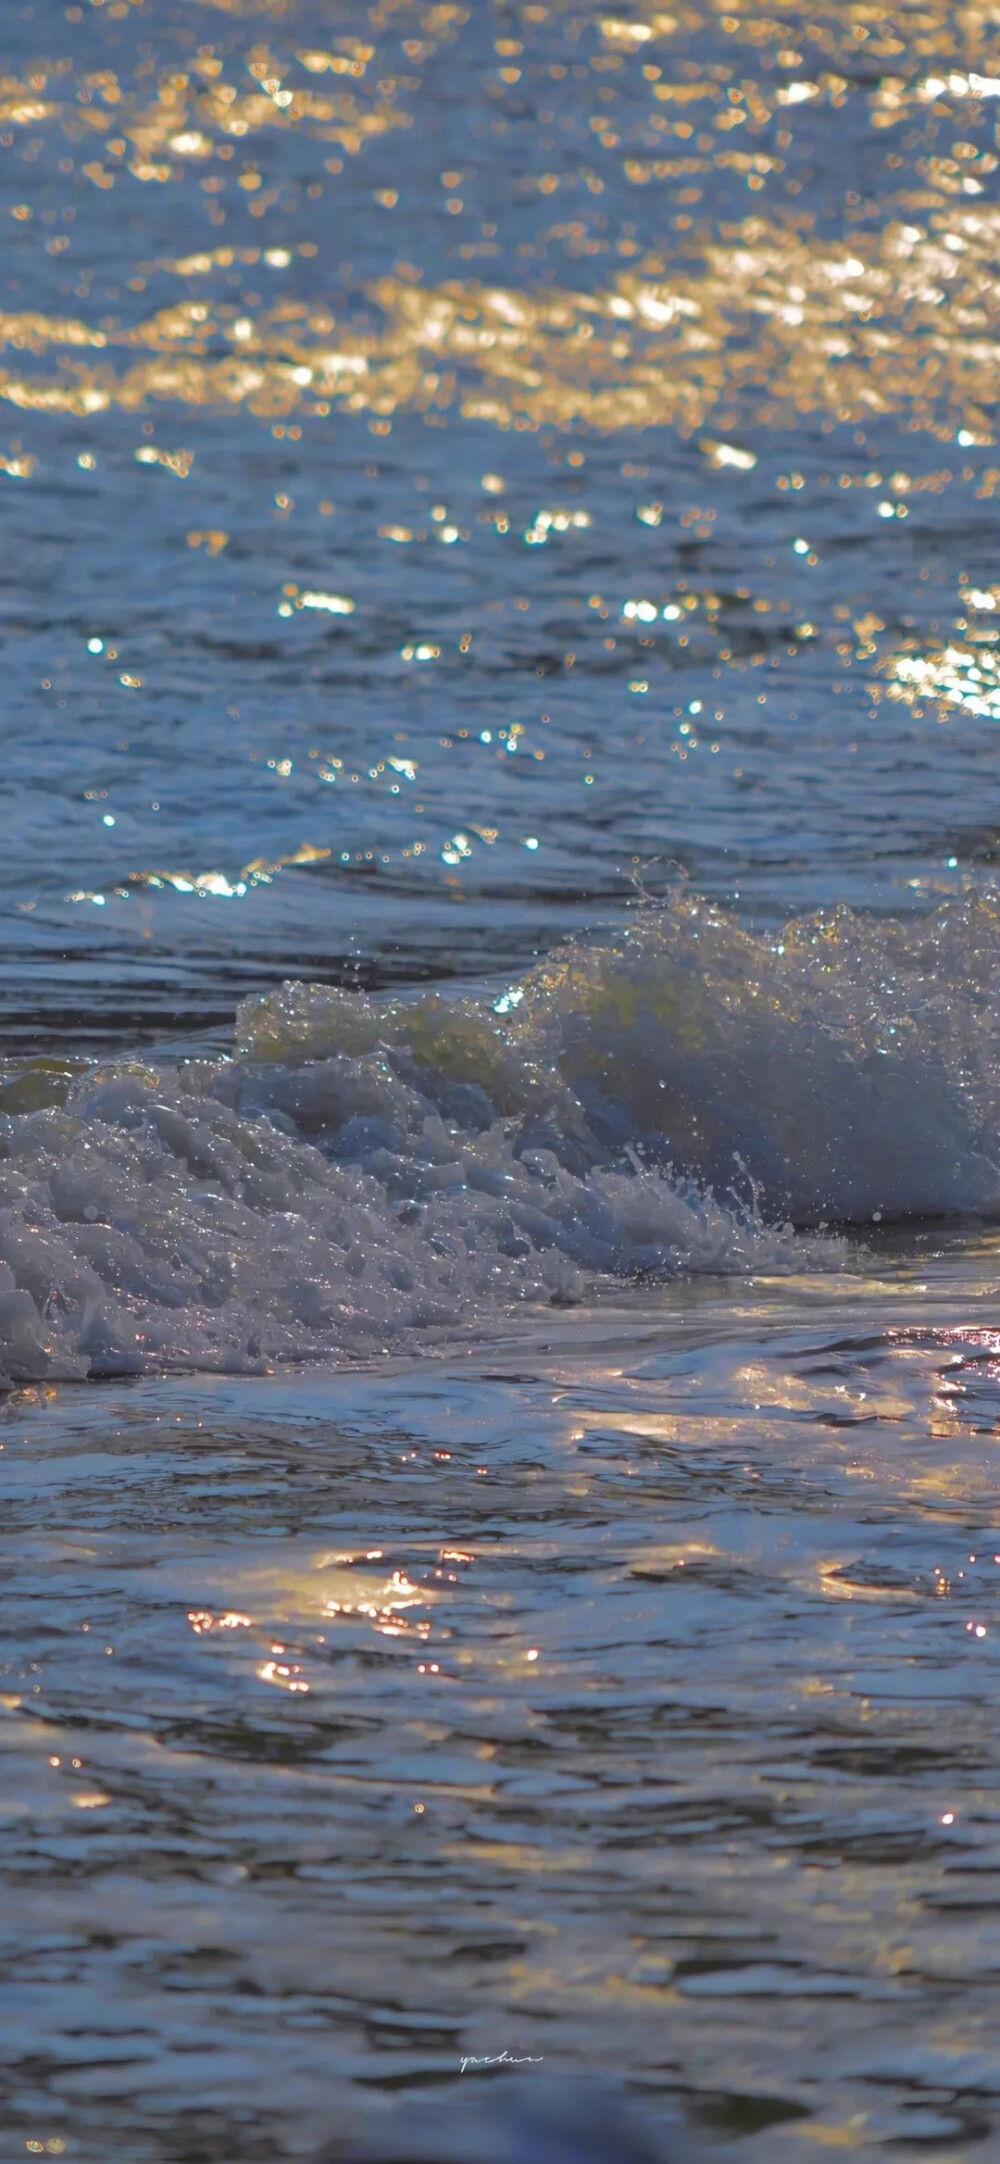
5, 0, 1000, 2156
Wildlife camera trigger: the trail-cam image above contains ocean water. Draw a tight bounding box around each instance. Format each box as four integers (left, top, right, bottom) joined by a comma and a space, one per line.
3, 0, 1000, 2157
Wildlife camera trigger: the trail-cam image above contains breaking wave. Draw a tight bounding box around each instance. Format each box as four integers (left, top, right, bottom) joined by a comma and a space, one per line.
1, 891, 998, 1384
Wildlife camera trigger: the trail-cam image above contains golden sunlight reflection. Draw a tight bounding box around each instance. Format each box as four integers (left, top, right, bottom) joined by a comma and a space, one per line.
5, 4, 1000, 2140
4, 0, 1000, 440
68, 840, 331, 907
885, 641, 1000, 721
182, 1552, 445, 1704
6, 226, 1000, 433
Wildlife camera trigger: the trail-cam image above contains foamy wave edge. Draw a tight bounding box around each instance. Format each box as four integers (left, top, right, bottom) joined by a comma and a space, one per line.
4, 887, 997, 1385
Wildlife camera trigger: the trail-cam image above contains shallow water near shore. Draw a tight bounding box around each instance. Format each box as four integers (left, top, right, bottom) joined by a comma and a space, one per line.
5, 0, 1000, 2155
7, 1246, 1000, 2161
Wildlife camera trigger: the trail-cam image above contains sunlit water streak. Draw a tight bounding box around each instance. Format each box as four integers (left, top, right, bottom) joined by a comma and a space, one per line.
4, 0, 1000, 2157
7, 1264, 1000, 2160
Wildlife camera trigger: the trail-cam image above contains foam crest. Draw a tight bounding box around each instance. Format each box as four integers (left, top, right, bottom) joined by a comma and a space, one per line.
5, 890, 998, 1386
0, 1060, 805, 1387
240, 892, 1000, 1227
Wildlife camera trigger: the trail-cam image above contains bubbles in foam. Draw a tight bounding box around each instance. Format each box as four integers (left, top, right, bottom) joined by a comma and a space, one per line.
239, 889, 1000, 1226
5, 889, 999, 1387
516, 892, 1000, 1226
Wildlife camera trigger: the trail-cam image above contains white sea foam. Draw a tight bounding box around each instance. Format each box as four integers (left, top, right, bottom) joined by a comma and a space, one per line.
2, 891, 998, 1385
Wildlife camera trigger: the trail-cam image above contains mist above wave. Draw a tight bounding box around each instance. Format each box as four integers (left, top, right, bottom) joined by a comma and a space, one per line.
0, 892, 996, 1385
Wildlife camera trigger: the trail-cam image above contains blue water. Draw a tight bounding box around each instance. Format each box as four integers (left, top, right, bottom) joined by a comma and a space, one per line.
3, 1, 1000, 2157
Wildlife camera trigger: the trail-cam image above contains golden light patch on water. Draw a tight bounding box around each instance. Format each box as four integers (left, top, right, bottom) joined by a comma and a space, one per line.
3, 0, 1000, 439
184, 1554, 444, 1699
818, 1562, 917, 1602
5, 208, 1000, 433
885, 639, 1000, 720
15, 40, 412, 167
68, 841, 332, 908
628, 1539, 723, 1568
613, 0, 1000, 69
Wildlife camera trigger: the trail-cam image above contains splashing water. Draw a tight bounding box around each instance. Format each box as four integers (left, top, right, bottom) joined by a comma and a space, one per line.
4, 891, 1000, 1384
